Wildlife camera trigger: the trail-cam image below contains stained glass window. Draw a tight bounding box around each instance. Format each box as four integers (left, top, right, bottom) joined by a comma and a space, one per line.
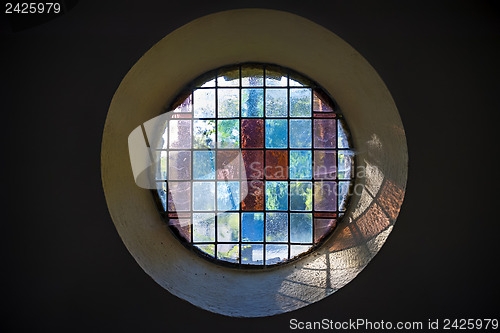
153, 64, 354, 268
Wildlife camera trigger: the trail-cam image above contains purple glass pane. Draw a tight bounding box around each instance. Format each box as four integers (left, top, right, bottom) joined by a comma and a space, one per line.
314, 151, 337, 179
168, 219, 191, 242
314, 119, 336, 148
217, 150, 240, 180
168, 151, 191, 180
314, 181, 337, 211
314, 219, 337, 243
167, 182, 191, 212
313, 90, 334, 112
169, 120, 192, 149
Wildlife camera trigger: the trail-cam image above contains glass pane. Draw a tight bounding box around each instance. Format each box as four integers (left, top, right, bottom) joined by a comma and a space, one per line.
265, 68, 287, 86
265, 150, 288, 180
338, 150, 354, 179
196, 75, 215, 88
314, 119, 336, 148
265, 244, 288, 265
289, 119, 312, 148
338, 181, 350, 211
217, 68, 239, 87
218, 88, 239, 118
172, 93, 192, 112
290, 88, 311, 117
290, 245, 311, 258
167, 181, 191, 212
314, 218, 337, 243
265, 181, 288, 211
193, 151, 215, 180
242, 180, 264, 211
290, 213, 313, 243
156, 151, 168, 180
217, 244, 239, 263
289, 73, 308, 87
192, 182, 215, 211
265, 213, 288, 242
241, 244, 264, 265
168, 151, 191, 180
169, 120, 192, 149
217, 150, 240, 180
156, 182, 167, 211
242, 64, 264, 87
241, 88, 264, 117
314, 181, 337, 211
241, 150, 264, 179
241, 119, 264, 148
338, 119, 350, 148
242, 213, 264, 242
265, 89, 287, 117
290, 182, 312, 211
265, 119, 287, 148
314, 150, 336, 179
192, 213, 215, 242
195, 244, 215, 257
168, 218, 191, 242
217, 119, 239, 148
313, 90, 334, 112
290, 150, 312, 179
193, 89, 215, 118
193, 120, 215, 149
217, 213, 239, 241
217, 181, 240, 211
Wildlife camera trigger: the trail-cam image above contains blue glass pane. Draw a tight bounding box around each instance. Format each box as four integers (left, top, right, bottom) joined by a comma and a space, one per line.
192, 182, 215, 211
218, 88, 239, 117
193, 151, 215, 180
192, 213, 215, 242
290, 245, 311, 258
155, 151, 168, 180
242, 89, 264, 117
338, 119, 350, 148
217, 181, 240, 211
289, 119, 312, 148
265, 119, 287, 148
290, 88, 311, 117
193, 120, 215, 149
265, 244, 288, 265
217, 119, 240, 148
156, 182, 167, 211
217, 213, 239, 242
290, 182, 312, 211
242, 213, 264, 242
339, 181, 350, 211
241, 244, 264, 265
266, 213, 288, 242
338, 150, 354, 179
290, 150, 312, 179
193, 89, 215, 118
265, 181, 288, 211
265, 89, 287, 117
290, 213, 313, 243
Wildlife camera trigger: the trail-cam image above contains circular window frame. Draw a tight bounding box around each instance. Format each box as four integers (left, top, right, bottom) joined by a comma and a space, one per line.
102, 9, 408, 317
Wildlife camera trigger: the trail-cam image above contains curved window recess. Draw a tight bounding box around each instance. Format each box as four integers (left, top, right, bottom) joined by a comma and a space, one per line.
102, 9, 408, 317
151, 63, 355, 268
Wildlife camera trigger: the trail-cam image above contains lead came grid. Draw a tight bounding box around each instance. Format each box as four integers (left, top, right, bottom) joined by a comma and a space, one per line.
154, 64, 354, 267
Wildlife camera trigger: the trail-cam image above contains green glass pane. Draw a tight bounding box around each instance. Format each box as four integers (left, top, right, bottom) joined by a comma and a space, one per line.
217, 119, 240, 148
290, 150, 312, 179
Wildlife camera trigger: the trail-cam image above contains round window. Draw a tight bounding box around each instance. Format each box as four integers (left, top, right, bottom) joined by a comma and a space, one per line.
152, 63, 355, 268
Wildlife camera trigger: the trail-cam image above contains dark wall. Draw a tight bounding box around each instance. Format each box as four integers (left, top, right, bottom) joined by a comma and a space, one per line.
1, 1, 498, 332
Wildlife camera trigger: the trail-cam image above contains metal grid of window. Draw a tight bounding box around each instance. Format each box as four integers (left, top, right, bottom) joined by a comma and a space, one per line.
151, 63, 355, 268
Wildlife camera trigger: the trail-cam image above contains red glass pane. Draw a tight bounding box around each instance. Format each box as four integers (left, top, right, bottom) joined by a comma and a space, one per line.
242, 180, 264, 211
313, 212, 337, 218
168, 212, 191, 218
241, 150, 264, 179
217, 150, 240, 180
314, 218, 337, 243
241, 119, 264, 148
265, 150, 288, 179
